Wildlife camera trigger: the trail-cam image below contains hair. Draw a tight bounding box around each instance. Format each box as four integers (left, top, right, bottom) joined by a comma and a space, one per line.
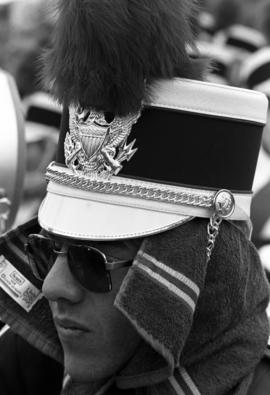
42, 0, 205, 115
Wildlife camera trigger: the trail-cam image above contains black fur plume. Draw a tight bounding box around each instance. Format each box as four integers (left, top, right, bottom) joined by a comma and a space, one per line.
43, 0, 203, 115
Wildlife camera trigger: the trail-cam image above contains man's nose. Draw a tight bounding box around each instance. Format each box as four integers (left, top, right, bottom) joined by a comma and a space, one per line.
42, 253, 84, 303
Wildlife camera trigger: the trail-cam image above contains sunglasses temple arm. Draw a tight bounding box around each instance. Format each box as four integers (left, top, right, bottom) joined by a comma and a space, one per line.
105, 259, 133, 271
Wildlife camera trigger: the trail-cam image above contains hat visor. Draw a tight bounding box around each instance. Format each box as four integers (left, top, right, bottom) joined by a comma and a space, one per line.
38, 184, 193, 240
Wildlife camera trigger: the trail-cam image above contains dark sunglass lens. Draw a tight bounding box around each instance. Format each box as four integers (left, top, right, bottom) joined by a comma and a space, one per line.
26, 236, 56, 281
69, 246, 112, 293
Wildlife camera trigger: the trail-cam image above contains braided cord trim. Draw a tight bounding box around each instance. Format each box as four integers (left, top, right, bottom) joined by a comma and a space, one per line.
46, 166, 214, 209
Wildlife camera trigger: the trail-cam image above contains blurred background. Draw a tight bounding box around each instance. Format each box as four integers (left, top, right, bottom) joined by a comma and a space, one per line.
0, 0, 270, 293
197, 0, 270, 287
0, 0, 61, 230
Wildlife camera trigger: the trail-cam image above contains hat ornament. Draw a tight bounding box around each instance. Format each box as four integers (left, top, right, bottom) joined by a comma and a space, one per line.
64, 107, 141, 180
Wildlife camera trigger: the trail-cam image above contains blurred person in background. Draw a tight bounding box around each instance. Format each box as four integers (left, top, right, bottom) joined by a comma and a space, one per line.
238, 3, 270, 283
205, 0, 270, 31
0, 67, 25, 331
0, 0, 62, 226
195, 0, 264, 87
14, 92, 62, 226
2, 0, 54, 98
213, 2, 267, 87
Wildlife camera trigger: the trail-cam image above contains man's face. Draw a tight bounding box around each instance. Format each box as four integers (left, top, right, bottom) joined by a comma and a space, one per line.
42, 238, 141, 382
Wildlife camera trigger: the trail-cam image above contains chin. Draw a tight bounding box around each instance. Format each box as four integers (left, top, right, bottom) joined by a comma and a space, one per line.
64, 353, 118, 382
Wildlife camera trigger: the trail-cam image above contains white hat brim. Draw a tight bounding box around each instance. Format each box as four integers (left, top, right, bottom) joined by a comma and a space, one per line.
38, 184, 192, 240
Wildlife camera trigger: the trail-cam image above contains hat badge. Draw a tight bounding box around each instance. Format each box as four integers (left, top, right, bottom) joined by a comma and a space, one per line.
64, 107, 141, 179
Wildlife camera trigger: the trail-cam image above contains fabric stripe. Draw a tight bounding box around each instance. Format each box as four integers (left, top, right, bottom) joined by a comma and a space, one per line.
178, 368, 201, 395
138, 251, 200, 296
0, 324, 9, 338
174, 370, 194, 395
169, 376, 186, 395
136, 263, 196, 312
137, 258, 198, 305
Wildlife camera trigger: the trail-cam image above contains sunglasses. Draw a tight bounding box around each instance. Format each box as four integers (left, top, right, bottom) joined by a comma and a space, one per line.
25, 234, 132, 293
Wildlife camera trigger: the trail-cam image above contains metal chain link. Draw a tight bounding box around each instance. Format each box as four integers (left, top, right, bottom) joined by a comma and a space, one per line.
46, 165, 214, 208
206, 214, 223, 263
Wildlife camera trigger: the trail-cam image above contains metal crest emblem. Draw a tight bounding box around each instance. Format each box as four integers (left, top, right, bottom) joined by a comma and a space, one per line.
64, 107, 141, 179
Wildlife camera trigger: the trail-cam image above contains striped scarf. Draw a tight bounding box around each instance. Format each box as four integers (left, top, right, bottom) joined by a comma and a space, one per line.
114, 219, 270, 394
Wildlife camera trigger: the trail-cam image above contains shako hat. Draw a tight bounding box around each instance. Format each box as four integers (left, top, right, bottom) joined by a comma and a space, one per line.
38, 0, 268, 241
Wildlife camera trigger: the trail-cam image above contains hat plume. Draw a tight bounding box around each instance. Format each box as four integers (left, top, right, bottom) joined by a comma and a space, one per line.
43, 0, 202, 115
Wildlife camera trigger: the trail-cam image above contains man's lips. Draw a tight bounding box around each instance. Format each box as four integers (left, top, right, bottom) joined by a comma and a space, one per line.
54, 317, 90, 333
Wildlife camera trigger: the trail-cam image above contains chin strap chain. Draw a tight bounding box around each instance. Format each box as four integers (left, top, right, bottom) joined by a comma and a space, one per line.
0, 190, 11, 234
206, 214, 223, 263
206, 189, 236, 263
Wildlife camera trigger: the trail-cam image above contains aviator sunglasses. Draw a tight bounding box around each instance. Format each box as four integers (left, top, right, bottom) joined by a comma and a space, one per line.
25, 234, 133, 293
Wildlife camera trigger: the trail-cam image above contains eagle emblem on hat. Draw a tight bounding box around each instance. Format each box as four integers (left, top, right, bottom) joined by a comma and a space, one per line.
64, 107, 140, 179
